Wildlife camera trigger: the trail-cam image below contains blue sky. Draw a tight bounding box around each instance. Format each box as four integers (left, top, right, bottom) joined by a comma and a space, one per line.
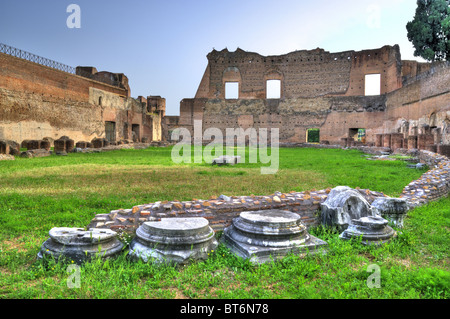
0, 0, 422, 115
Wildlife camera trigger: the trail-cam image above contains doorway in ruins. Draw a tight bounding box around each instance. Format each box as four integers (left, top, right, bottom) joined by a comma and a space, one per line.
307, 128, 320, 143
123, 123, 129, 140
105, 121, 116, 142
132, 124, 140, 142
349, 128, 366, 143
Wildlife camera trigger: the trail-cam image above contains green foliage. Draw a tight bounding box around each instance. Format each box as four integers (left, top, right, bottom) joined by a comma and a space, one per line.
406, 0, 450, 61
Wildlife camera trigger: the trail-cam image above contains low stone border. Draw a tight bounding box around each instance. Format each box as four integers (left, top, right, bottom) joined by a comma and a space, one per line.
87, 146, 450, 234
87, 188, 387, 234
400, 150, 450, 207
0, 154, 15, 161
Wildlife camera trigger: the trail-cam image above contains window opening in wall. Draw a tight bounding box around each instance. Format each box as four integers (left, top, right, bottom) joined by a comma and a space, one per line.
349, 128, 366, 143
98, 96, 103, 105
307, 128, 320, 143
266, 79, 281, 99
365, 74, 381, 96
225, 82, 239, 99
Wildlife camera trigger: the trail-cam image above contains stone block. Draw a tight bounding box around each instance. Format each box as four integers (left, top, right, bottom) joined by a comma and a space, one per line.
371, 197, 409, 228
21, 140, 31, 149
6, 140, 20, 156
222, 210, 327, 264
54, 136, 74, 153
40, 140, 51, 151
37, 227, 124, 264
211, 155, 241, 165
20, 149, 51, 158
437, 144, 450, 158
91, 138, 109, 148
128, 217, 218, 265
76, 141, 89, 149
43, 137, 54, 147
320, 186, 377, 231
339, 216, 396, 245
0, 140, 9, 155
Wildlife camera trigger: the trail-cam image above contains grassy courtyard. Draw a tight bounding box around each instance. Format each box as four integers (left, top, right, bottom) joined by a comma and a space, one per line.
0, 146, 448, 299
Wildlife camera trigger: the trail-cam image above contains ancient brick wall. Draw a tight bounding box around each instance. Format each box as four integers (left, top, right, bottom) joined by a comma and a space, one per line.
171, 47, 448, 147
379, 61, 450, 148
0, 52, 162, 145
171, 45, 409, 145
343, 45, 402, 96
194, 45, 401, 100
176, 95, 387, 144
0, 52, 128, 101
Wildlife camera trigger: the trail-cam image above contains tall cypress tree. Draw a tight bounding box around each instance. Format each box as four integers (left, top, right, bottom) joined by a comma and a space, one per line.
406, 0, 450, 61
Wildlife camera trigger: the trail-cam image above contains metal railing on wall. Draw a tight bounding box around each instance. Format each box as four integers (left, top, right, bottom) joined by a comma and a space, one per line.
0, 43, 76, 74
0, 43, 122, 88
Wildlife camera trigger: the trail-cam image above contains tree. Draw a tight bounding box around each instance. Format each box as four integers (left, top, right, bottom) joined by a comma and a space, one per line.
406, 0, 450, 61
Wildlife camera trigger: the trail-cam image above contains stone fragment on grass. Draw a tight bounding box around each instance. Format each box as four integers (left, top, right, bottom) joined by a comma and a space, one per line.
128, 217, 218, 264
222, 210, 327, 264
320, 186, 377, 231
37, 227, 124, 264
339, 216, 396, 245
371, 197, 409, 228
211, 155, 241, 166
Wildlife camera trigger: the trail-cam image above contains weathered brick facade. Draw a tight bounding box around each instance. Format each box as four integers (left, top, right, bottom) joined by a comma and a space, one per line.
0, 51, 165, 147
165, 45, 450, 156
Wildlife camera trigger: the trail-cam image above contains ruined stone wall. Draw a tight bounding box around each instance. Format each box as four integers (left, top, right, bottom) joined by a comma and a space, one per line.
171, 46, 449, 147
378, 62, 450, 143
172, 45, 406, 144
401, 60, 433, 82
195, 45, 401, 100
0, 86, 103, 142
0, 52, 128, 101
0, 52, 162, 145
343, 45, 402, 96
173, 95, 387, 144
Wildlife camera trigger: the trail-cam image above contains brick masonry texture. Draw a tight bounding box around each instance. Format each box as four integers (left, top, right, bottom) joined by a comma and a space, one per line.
0, 52, 165, 144
165, 46, 450, 148
87, 187, 387, 234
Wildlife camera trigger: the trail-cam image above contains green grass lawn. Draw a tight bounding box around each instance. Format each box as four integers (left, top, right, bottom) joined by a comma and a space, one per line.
0, 146, 448, 299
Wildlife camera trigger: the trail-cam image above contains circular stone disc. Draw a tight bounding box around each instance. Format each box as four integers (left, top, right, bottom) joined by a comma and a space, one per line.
234, 210, 305, 236
49, 227, 118, 245
353, 216, 388, 228
140, 217, 212, 238
240, 210, 301, 226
